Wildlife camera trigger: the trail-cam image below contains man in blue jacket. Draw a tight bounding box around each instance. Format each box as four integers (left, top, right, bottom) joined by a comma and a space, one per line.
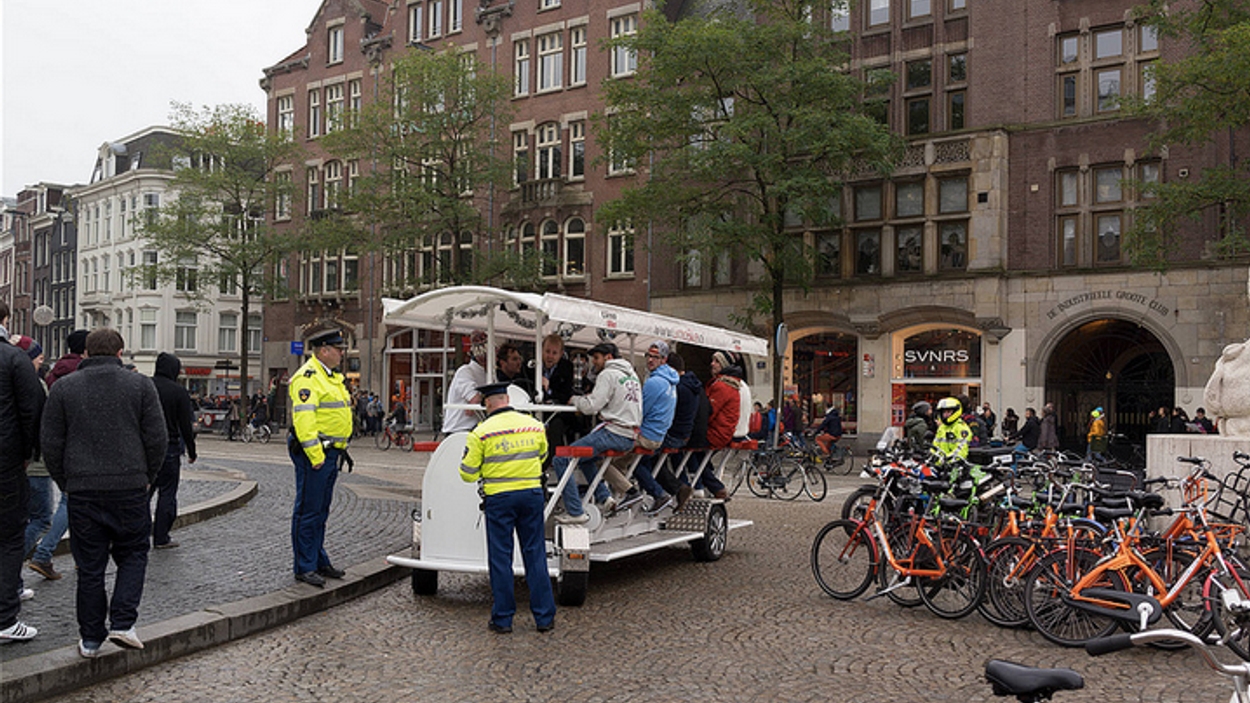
616, 341, 679, 511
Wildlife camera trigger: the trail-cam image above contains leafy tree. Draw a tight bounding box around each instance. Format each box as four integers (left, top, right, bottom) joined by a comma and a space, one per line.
319, 47, 538, 289
598, 0, 901, 394
140, 102, 302, 415
1123, 0, 1250, 266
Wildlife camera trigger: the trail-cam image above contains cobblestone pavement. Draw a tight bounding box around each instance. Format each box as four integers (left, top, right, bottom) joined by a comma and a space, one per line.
4, 435, 420, 662
40, 473, 1233, 703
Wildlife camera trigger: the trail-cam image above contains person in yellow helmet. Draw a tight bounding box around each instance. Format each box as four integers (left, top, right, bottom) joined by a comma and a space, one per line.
459, 381, 555, 634
932, 397, 972, 461
287, 329, 354, 588
1087, 407, 1108, 460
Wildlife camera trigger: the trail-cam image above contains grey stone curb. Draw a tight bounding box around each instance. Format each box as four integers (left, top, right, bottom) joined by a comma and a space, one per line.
1, 558, 406, 703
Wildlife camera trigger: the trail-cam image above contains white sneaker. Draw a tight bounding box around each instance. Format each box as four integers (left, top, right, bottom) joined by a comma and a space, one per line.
554, 512, 589, 525
79, 640, 101, 658
108, 627, 144, 650
17, 588, 33, 602
0, 621, 37, 641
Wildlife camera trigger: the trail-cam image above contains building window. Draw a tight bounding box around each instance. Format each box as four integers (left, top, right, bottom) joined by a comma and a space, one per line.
541, 219, 560, 277
428, 0, 443, 38
277, 95, 294, 137
175, 258, 198, 292
570, 26, 587, 86
948, 91, 966, 130
325, 84, 344, 132
569, 121, 585, 179
607, 224, 634, 275
513, 131, 529, 185
907, 98, 930, 135
1094, 28, 1122, 59
538, 33, 563, 92
1140, 25, 1159, 53
449, 0, 462, 32
831, 4, 850, 32
248, 315, 262, 353
897, 226, 923, 273
1060, 74, 1079, 117
855, 229, 881, 275
219, 312, 238, 353
854, 184, 882, 222
536, 123, 561, 179
607, 116, 634, 175
939, 222, 968, 270
948, 53, 967, 83
328, 25, 344, 64
906, 60, 932, 90
949, 0, 966, 9
895, 181, 924, 218
1139, 162, 1160, 198
908, 0, 930, 21
610, 14, 638, 77
1058, 171, 1079, 207
868, 0, 889, 27
541, 0, 560, 8
308, 89, 322, 137
307, 167, 321, 214
938, 177, 968, 213
140, 309, 157, 350
409, 3, 423, 43
564, 218, 585, 276
1096, 214, 1122, 263
514, 39, 530, 96
324, 161, 343, 209
142, 251, 158, 290
1094, 166, 1123, 203
275, 171, 292, 220
1059, 216, 1078, 267
1059, 35, 1080, 65
175, 311, 197, 351
1096, 68, 1121, 112
348, 80, 362, 126
818, 232, 841, 277
1141, 61, 1157, 102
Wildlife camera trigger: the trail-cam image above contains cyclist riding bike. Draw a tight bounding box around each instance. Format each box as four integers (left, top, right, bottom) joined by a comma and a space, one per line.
813, 406, 843, 456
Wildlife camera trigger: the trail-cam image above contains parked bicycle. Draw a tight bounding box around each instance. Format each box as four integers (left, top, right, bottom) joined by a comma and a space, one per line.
733, 447, 826, 501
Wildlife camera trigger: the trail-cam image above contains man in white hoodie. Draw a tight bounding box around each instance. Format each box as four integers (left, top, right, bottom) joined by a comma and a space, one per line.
551, 343, 641, 524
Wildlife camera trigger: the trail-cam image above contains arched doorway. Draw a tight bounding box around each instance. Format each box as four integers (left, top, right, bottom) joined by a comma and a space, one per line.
1045, 318, 1174, 450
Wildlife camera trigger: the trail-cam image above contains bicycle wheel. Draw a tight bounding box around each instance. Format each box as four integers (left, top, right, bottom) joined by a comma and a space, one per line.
258, 425, 272, 444
375, 431, 392, 451
396, 431, 413, 451
918, 527, 987, 620
829, 447, 857, 476
746, 459, 773, 498
981, 536, 1038, 628
241, 427, 253, 443
726, 455, 752, 497
1137, 546, 1213, 641
841, 485, 879, 522
771, 459, 805, 501
811, 519, 877, 600
1206, 565, 1250, 661
878, 521, 926, 608
803, 463, 828, 502
1024, 548, 1127, 647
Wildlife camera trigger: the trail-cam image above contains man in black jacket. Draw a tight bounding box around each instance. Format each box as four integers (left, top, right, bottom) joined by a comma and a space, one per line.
0, 300, 43, 642
149, 352, 198, 549
42, 328, 167, 658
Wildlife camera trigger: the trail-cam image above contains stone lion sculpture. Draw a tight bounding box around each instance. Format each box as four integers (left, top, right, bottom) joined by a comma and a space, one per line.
1204, 339, 1250, 437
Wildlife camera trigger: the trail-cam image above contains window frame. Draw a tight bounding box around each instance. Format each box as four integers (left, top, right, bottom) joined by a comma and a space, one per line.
570, 26, 587, 86
537, 32, 564, 92
514, 39, 531, 97
607, 223, 635, 276
328, 25, 345, 64
610, 14, 638, 78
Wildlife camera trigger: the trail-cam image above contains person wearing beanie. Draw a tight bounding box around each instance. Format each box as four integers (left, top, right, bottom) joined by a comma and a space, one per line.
45, 329, 88, 388
1086, 407, 1108, 460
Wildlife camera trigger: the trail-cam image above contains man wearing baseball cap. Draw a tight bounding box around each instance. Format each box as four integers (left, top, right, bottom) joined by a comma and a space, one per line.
287, 328, 354, 588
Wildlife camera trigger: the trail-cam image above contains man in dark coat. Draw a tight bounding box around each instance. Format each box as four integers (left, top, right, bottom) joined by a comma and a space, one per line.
42, 328, 167, 657
149, 352, 198, 549
0, 300, 43, 642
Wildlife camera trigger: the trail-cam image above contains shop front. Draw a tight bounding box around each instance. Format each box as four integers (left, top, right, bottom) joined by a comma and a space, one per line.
890, 326, 983, 425
791, 331, 859, 434
384, 327, 455, 432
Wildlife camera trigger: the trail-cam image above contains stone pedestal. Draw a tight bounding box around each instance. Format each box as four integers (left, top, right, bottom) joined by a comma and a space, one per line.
1147, 434, 1250, 514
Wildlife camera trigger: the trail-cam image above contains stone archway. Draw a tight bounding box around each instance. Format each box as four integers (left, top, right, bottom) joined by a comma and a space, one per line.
1044, 318, 1175, 450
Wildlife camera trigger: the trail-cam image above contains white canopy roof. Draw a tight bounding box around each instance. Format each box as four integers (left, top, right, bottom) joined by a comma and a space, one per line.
381, 286, 768, 357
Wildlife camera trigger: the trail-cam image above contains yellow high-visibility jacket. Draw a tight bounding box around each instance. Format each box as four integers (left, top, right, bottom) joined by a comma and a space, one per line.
460, 407, 548, 496
289, 356, 353, 467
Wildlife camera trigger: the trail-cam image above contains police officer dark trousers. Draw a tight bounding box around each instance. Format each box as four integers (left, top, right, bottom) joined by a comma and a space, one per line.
288, 329, 354, 588
460, 382, 556, 633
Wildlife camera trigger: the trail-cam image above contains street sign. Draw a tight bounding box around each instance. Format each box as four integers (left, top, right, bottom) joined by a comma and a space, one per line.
291, 341, 304, 356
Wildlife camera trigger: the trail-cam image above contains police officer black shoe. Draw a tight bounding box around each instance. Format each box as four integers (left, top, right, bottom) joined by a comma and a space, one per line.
537, 622, 555, 633
295, 571, 326, 588
317, 565, 346, 579
488, 623, 513, 634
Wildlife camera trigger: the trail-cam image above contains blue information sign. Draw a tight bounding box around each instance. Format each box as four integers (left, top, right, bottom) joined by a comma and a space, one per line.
290, 341, 305, 356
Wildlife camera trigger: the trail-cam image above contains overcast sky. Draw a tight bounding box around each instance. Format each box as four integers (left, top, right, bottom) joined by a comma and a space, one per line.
2, 0, 317, 196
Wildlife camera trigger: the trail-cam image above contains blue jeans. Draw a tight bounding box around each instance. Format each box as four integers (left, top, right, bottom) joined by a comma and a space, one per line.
68, 489, 151, 643
635, 435, 688, 498
290, 445, 341, 575
551, 428, 634, 516
25, 475, 53, 557
31, 491, 68, 564
483, 488, 555, 629
149, 444, 182, 546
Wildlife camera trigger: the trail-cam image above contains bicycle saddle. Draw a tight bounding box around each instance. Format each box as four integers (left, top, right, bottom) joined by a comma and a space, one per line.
985, 659, 1084, 701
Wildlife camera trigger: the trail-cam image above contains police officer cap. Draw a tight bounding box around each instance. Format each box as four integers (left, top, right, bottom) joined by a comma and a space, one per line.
588, 342, 618, 357
476, 381, 512, 399
308, 328, 348, 348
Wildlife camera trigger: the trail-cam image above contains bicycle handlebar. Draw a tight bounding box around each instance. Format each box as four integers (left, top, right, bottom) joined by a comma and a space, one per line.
1086, 628, 1245, 679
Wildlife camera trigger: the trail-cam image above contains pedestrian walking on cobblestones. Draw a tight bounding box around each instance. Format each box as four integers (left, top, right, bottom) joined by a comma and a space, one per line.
0, 301, 44, 643
459, 382, 555, 634
149, 352, 198, 550
287, 329, 354, 589
42, 328, 168, 657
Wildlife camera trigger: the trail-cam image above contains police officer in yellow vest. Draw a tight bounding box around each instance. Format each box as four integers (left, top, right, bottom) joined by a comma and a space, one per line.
459, 382, 556, 633
288, 329, 354, 588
